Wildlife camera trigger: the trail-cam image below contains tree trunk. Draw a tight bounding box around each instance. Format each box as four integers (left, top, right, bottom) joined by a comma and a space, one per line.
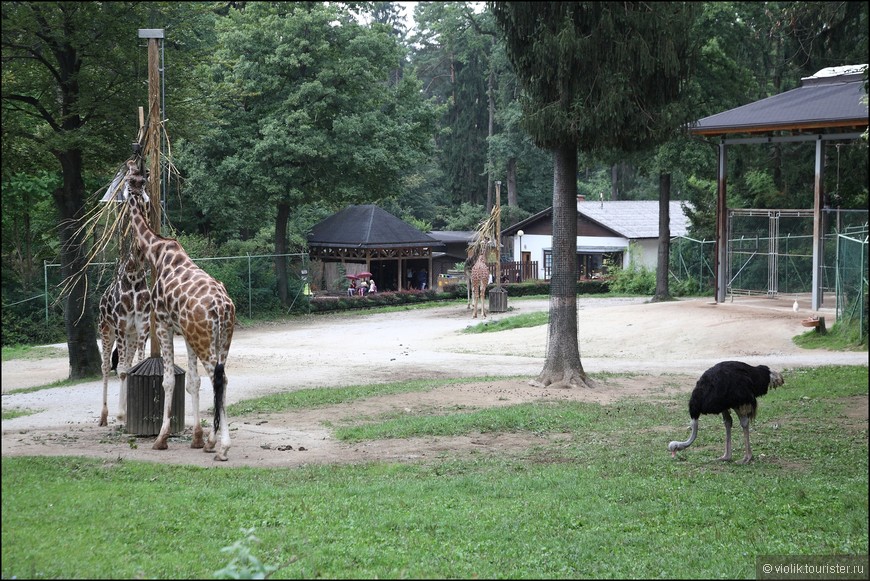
275, 202, 291, 306
652, 172, 672, 302
531, 144, 594, 389
53, 149, 101, 379
610, 163, 619, 200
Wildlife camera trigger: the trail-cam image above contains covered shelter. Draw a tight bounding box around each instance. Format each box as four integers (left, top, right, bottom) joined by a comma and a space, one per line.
689, 64, 868, 310
307, 204, 443, 291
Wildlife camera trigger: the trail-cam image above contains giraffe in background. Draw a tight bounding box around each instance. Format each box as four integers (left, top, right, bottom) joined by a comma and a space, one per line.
98, 247, 151, 426
122, 159, 236, 461
470, 252, 489, 319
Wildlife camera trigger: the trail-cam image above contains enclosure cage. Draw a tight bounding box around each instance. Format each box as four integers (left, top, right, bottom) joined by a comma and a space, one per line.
726, 208, 868, 305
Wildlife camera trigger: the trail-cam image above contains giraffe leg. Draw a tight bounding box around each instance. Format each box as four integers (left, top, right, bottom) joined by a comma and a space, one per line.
718, 411, 733, 461
466, 272, 472, 309
99, 328, 114, 427
153, 323, 175, 451
203, 359, 231, 462
215, 371, 231, 462
116, 327, 133, 424
186, 342, 205, 449
481, 281, 487, 319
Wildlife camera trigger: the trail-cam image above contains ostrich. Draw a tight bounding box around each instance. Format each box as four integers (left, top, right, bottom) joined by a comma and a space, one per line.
668, 361, 784, 464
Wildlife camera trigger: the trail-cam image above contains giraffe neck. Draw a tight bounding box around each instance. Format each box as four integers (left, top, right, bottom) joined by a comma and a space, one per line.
125, 186, 164, 270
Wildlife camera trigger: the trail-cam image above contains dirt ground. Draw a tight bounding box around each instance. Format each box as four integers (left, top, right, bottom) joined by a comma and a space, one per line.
2, 295, 866, 468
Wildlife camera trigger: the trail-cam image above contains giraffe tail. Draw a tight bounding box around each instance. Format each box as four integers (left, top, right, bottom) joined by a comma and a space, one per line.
213, 363, 225, 432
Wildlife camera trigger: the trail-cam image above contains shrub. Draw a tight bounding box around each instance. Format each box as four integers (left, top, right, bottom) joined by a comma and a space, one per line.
1, 310, 65, 347
608, 264, 655, 295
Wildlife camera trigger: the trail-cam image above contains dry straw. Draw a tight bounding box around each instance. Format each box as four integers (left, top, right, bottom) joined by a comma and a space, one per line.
58, 119, 179, 322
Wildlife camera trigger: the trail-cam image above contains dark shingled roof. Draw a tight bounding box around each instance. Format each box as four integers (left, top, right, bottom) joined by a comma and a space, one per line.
308, 204, 442, 249
690, 65, 868, 136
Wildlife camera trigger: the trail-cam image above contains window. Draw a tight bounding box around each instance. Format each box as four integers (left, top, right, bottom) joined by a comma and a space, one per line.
543, 250, 552, 280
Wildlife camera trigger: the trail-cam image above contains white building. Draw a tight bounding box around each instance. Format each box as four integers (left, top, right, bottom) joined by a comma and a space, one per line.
504, 197, 691, 280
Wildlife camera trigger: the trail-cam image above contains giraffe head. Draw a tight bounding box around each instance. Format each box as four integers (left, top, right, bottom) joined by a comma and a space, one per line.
123, 160, 149, 208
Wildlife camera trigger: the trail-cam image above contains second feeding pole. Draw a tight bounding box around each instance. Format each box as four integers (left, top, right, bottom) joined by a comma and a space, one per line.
489, 180, 507, 313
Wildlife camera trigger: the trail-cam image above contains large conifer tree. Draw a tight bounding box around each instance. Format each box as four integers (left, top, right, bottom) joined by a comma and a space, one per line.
491, 2, 696, 388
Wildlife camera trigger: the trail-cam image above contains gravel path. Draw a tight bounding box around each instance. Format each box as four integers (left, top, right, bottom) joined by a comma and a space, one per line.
3, 295, 865, 466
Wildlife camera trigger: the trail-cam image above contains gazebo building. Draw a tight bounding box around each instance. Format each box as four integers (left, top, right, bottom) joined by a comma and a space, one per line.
307, 204, 444, 292
689, 64, 868, 310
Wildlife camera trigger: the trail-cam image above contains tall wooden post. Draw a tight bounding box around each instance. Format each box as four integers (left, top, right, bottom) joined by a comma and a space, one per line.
142, 31, 163, 357
128, 29, 183, 438
489, 181, 508, 312
495, 180, 502, 288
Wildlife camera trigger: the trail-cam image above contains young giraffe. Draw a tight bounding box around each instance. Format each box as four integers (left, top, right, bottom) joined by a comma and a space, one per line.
470, 252, 489, 319
122, 159, 236, 461
98, 247, 151, 426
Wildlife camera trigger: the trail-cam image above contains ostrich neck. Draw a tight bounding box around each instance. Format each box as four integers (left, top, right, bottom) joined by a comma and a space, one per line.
671, 419, 699, 450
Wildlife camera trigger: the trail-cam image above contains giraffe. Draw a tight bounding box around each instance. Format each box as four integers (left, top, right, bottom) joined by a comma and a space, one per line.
98, 247, 151, 427
470, 252, 489, 319
122, 159, 236, 461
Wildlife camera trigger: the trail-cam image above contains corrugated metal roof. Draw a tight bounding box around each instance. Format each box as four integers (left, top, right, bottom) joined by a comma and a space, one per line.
503, 200, 691, 240
307, 204, 441, 248
578, 200, 691, 239
427, 231, 475, 244
690, 65, 868, 136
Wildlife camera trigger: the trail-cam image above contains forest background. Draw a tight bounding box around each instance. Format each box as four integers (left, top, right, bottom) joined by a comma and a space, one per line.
2, 2, 868, 374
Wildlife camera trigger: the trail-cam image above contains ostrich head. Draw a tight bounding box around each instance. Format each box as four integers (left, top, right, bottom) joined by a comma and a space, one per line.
668, 419, 698, 457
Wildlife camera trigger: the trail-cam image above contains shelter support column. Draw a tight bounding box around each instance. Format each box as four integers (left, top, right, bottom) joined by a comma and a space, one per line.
715, 142, 728, 303
811, 137, 824, 311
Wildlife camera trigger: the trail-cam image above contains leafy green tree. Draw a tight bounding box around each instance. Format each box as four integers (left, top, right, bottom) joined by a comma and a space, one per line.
487, 40, 554, 214
491, 1, 697, 388
2, 2, 220, 373
411, 2, 492, 207
2, 3, 139, 373
181, 2, 436, 305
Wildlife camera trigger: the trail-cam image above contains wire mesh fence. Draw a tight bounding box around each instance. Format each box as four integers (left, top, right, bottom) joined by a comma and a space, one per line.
835, 230, 868, 340
669, 236, 716, 295
7, 213, 866, 347
726, 208, 868, 300
40, 253, 311, 322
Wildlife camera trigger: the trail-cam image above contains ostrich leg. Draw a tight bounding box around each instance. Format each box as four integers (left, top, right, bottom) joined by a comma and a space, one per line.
737, 414, 753, 464
719, 411, 733, 461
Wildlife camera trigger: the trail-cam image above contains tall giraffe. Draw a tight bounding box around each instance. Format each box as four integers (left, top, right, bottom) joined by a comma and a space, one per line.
470, 252, 489, 319
122, 160, 236, 461
98, 247, 151, 427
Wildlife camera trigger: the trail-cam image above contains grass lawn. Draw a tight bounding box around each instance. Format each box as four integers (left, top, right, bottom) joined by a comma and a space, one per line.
2, 366, 867, 579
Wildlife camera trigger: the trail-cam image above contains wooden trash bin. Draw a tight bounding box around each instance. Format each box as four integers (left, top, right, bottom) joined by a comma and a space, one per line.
126, 357, 186, 436
489, 287, 508, 313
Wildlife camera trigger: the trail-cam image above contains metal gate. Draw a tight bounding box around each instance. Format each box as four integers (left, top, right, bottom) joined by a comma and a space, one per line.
727, 209, 815, 298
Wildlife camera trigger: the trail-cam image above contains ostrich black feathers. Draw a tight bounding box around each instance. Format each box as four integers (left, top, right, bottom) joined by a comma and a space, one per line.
669, 360, 784, 464
688, 361, 777, 420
